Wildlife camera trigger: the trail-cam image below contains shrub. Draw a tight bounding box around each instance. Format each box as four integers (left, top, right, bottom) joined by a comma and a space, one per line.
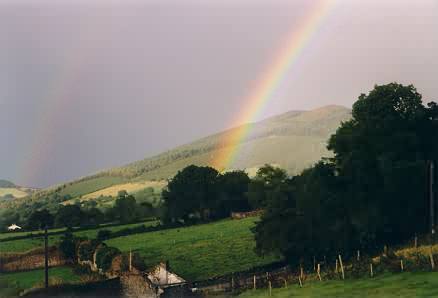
97, 229, 112, 241
78, 240, 101, 262
95, 246, 121, 272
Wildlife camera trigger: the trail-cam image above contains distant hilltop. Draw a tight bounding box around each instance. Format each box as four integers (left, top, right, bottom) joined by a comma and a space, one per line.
0, 179, 16, 188
0, 180, 38, 200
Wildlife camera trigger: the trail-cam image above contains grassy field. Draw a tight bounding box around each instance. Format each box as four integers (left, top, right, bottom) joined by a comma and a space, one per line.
239, 272, 438, 297
106, 217, 280, 280
0, 219, 159, 253
0, 266, 80, 297
57, 176, 126, 198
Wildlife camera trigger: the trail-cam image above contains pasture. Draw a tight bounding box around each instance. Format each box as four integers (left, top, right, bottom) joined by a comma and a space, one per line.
239, 272, 438, 297
106, 217, 280, 280
0, 266, 80, 297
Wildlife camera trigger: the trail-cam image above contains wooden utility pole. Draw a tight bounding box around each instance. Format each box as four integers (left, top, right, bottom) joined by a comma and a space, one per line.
44, 226, 49, 290
430, 161, 435, 244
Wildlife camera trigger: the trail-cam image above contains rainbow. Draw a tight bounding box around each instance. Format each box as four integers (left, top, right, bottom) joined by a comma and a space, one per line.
211, 0, 337, 171
18, 18, 105, 187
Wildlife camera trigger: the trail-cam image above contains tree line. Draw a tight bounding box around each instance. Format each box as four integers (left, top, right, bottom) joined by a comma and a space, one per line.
0, 190, 157, 231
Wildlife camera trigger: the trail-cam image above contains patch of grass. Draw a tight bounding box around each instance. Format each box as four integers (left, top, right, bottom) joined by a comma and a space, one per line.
105, 217, 280, 280
0, 266, 80, 297
0, 227, 66, 240
239, 272, 438, 297
57, 176, 126, 198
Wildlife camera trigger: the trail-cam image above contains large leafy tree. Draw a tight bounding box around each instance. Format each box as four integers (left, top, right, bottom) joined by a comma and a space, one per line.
214, 170, 251, 218
114, 192, 140, 224
162, 165, 219, 223
247, 164, 288, 209
254, 162, 342, 264
55, 205, 84, 228
27, 209, 54, 230
328, 83, 436, 246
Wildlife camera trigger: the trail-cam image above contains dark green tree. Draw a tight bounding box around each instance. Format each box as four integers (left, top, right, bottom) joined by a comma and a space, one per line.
114, 193, 139, 223
55, 205, 83, 228
162, 165, 219, 223
27, 209, 54, 230
328, 83, 435, 246
254, 162, 342, 264
214, 171, 251, 218
247, 164, 288, 209
58, 229, 76, 260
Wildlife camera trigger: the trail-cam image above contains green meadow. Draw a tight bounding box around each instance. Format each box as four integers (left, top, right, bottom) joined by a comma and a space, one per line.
239, 272, 438, 298
106, 217, 280, 280
0, 266, 80, 297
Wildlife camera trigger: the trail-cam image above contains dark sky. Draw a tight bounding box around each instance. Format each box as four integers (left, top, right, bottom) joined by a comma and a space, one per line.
1, 0, 437, 187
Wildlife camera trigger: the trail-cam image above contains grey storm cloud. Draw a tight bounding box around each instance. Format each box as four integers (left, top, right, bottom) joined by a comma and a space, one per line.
0, 0, 437, 187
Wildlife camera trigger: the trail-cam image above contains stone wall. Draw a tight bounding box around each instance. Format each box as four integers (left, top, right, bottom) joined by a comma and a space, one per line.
0, 246, 67, 272
120, 271, 161, 298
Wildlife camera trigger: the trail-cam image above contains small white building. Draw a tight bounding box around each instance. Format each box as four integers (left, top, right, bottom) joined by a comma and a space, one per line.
8, 224, 22, 231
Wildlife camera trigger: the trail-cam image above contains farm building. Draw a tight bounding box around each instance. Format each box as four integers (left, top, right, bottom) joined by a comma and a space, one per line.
7, 224, 22, 231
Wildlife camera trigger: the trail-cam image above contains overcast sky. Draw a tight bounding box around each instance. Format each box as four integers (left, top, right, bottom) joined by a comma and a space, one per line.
1, 0, 437, 187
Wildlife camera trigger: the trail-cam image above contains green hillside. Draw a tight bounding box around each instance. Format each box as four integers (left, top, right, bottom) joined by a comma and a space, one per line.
115, 105, 351, 180
5, 105, 350, 205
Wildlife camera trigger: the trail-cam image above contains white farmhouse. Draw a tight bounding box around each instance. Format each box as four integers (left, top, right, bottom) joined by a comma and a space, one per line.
7, 224, 22, 231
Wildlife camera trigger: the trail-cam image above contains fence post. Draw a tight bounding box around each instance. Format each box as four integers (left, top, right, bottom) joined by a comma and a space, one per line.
370, 263, 374, 278
357, 250, 360, 261
430, 247, 435, 270
129, 250, 132, 272
317, 263, 322, 281
313, 256, 316, 272
400, 260, 404, 272
253, 275, 256, 290
338, 254, 345, 280
268, 281, 272, 296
